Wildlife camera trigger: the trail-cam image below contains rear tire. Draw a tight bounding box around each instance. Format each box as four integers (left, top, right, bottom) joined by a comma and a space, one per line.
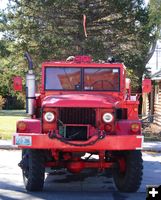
113, 150, 143, 193
22, 149, 45, 191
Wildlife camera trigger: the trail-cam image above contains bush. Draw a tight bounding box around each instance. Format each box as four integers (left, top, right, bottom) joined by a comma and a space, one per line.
4, 95, 25, 110
0, 96, 5, 109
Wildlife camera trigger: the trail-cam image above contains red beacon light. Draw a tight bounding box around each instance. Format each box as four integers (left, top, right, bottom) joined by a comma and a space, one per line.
142, 79, 152, 93
13, 76, 22, 92
74, 55, 92, 63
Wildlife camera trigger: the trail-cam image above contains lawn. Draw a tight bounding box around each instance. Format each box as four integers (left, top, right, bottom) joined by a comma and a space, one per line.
0, 110, 27, 140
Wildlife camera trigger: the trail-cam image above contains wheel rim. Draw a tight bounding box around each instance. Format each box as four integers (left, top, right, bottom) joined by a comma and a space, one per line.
113, 151, 143, 192
118, 157, 126, 174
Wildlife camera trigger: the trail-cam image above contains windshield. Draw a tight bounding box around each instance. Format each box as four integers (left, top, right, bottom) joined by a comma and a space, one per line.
84, 68, 119, 91
45, 67, 120, 91
45, 68, 81, 90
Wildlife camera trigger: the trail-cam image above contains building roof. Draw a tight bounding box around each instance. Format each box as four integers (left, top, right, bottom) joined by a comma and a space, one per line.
151, 70, 161, 80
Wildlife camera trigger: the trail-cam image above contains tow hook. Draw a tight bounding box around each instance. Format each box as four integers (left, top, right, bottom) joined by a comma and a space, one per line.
18, 155, 28, 170
48, 131, 56, 139
99, 130, 106, 139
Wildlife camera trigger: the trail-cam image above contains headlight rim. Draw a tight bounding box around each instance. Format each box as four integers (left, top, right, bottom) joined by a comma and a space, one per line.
102, 113, 113, 123
44, 112, 55, 122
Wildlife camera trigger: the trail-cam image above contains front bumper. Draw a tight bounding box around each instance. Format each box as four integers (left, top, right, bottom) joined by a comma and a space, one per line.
13, 133, 144, 152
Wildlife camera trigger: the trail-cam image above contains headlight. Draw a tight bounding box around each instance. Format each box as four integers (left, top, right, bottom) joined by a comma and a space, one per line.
102, 113, 113, 123
44, 112, 55, 122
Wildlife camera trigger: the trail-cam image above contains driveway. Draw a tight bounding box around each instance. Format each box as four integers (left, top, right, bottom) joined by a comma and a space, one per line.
0, 150, 161, 200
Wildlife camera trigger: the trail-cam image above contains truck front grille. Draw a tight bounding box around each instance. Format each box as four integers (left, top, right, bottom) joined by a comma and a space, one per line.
58, 107, 96, 126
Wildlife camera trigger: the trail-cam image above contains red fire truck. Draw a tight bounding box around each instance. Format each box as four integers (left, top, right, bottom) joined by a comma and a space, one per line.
13, 53, 143, 192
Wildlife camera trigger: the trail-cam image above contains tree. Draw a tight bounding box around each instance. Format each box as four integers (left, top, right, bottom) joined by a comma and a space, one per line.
149, 0, 161, 31
0, 0, 159, 97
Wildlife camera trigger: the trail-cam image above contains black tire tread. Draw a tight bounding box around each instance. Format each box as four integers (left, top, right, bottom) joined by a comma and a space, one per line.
113, 150, 143, 193
24, 149, 45, 191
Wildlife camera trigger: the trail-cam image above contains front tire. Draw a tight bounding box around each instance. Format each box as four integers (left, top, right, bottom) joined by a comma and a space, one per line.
113, 150, 143, 193
22, 149, 45, 191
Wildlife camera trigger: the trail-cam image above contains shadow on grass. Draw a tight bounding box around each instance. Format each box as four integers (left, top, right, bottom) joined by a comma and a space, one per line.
0, 110, 27, 117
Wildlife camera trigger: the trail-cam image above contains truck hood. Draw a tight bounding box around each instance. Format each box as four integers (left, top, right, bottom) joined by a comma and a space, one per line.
42, 94, 121, 108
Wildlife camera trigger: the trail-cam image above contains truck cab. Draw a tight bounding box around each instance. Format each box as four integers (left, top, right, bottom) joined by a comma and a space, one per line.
13, 55, 143, 192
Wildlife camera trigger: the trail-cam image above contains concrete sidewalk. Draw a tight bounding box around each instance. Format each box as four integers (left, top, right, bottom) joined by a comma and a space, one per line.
1, 139, 161, 152
0, 140, 17, 150
142, 141, 161, 152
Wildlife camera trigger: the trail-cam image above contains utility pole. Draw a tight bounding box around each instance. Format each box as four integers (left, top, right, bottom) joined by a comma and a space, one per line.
155, 43, 161, 71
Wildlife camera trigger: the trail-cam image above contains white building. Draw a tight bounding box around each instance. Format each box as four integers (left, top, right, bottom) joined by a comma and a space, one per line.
143, 40, 161, 125
146, 40, 161, 75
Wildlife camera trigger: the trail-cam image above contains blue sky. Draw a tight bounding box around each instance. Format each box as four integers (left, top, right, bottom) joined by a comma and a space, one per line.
0, 0, 8, 10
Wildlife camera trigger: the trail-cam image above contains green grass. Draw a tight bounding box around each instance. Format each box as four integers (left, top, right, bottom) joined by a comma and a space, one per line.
0, 110, 27, 140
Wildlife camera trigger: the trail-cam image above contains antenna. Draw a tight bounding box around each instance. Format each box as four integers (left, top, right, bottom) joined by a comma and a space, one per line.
81, 14, 88, 55
83, 14, 87, 38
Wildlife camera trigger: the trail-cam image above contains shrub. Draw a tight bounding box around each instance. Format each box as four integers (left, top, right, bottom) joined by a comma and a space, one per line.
4, 95, 25, 110
0, 95, 5, 109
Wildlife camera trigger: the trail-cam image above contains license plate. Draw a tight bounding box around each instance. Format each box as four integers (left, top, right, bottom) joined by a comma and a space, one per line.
15, 136, 32, 146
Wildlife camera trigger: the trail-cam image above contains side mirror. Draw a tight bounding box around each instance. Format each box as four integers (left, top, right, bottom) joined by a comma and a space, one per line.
142, 79, 152, 93
125, 78, 131, 100
13, 76, 22, 92
125, 78, 131, 90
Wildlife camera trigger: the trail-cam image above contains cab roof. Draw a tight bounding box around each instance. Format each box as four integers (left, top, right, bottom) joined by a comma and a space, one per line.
42, 55, 124, 68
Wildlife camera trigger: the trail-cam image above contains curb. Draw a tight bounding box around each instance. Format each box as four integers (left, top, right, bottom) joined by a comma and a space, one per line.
0, 140, 18, 150
0, 145, 19, 150
142, 148, 161, 153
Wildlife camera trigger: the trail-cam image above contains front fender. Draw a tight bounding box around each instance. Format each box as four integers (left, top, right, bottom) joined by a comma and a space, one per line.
16, 119, 41, 133
115, 120, 141, 135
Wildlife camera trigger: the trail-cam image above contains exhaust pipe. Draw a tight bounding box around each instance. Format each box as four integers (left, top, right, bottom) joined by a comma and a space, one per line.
24, 52, 36, 115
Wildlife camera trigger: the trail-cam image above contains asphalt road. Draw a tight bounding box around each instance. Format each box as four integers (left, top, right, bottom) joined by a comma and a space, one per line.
0, 150, 161, 200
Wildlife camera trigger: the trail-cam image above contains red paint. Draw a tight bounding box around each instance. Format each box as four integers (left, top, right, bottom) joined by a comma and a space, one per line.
13, 133, 143, 151
42, 94, 121, 108
118, 158, 126, 173
13, 55, 144, 174
142, 79, 152, 93
104, 124, 112, 132
16, 119, 41, 133
45, 160, 113, 172
67, 161, 85, 173
13, 76, 22, 91
74, 55, 91, 63
115, 120, 141, 135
